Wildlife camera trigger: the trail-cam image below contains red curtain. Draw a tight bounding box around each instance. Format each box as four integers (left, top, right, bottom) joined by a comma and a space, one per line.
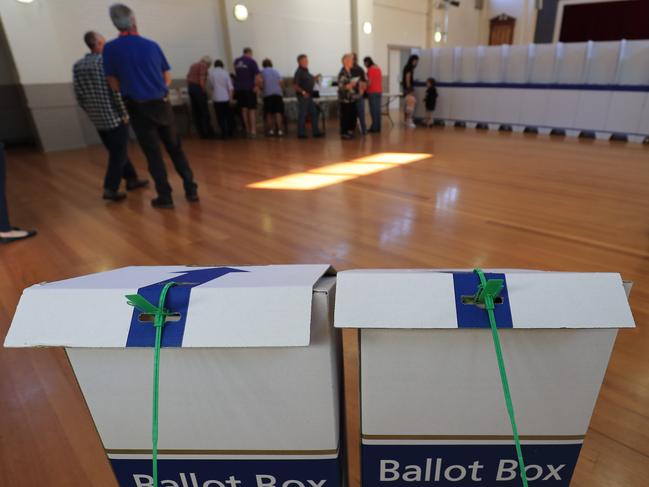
560, 0, 649, 42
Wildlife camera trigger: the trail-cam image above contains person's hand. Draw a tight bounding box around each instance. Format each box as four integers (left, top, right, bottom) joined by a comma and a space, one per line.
302, 91, 310, 98
122, 116, 130, 124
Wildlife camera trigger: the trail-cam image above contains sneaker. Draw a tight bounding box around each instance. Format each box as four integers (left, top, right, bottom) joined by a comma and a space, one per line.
341, 133, 353, 140
186, 191, 200, 203
126, 178, 149, 191
313, 132, 325, 138
267, 130, 275, 136
103, 189, 127, 201
151, 197, 174, 209
406, 121, 416, 129
277, 130, 284, 136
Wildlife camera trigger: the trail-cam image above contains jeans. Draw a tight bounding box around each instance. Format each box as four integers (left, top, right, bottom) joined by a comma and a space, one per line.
97, 123, 139, 192
356, 96, 367, 133
213, 101, 234, 138
297, 96, 321, 136
126, 98, 197, 199
188, 83, 214, 138
368, 93, 382, 132
339, 102, 357, 135
0, 143, 10, 231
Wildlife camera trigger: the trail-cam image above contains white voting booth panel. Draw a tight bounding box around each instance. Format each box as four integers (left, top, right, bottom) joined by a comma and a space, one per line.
414, 40, 649, 141
334, 270, 634, 487
5, 265, 342, 487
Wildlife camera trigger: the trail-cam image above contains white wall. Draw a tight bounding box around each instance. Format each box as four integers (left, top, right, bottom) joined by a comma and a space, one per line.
489, 0, 537, 45
372, 0, 428, 71
0, 0, 227, 85
224, 0, 351, 78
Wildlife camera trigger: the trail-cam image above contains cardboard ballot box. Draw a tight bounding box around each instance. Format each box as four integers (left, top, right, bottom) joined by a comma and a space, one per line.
5, 265, 341, 487
334, 270, 635, 487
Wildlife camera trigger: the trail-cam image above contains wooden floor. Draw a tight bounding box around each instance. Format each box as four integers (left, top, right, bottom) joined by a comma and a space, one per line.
1, 125, 648, 486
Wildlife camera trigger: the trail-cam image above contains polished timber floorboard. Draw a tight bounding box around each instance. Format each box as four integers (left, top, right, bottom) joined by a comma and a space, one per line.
1, 125, 648, 486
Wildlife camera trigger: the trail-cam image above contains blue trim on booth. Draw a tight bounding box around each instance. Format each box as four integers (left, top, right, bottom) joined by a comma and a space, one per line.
413, 81, 649, 92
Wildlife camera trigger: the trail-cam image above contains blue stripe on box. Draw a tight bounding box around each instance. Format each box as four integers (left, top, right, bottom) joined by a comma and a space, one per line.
110, 456, 342, 487
125, 267, 247, 348
362, 443, 580, 487
453, 272, 513, 328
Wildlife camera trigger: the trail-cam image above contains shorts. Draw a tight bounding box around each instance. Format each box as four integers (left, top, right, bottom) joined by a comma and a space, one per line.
235, 90, 257, 109
263, 94, 284, 115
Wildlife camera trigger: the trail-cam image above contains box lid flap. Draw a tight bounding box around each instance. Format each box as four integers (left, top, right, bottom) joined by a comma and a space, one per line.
4, 265, 334, 348
334, 269, 635, 329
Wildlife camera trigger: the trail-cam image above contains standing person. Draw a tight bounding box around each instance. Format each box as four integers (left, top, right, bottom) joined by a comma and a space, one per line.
424, 78, 438, 128
233, 47, 260, 137
73, 31, 148, 202
0, 143, 36, 244
103, 3, 198, 209
186, 55, 215, 139
363, 56, 383, 133
293, 54, 324, 139
338, 54, 359, 140
260, 59, 285, 137
207, 60, 235, 139
402, 54, 419, 128
351, 53, 367, 135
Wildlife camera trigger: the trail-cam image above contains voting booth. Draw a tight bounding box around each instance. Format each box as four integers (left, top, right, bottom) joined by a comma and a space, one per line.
4, 265, 342, 487
334, 270, 634, 487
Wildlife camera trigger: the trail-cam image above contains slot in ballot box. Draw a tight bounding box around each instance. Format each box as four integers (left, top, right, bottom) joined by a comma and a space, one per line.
4, 265, 342, 487
334, 270, 635, 487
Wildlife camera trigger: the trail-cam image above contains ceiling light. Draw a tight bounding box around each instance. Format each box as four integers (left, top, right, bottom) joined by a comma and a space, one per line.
233, 4, 249, 22
363, 21, 373, 35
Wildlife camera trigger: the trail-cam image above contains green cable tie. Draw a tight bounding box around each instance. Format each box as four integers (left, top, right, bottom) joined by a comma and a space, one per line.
126, 282, 177, 487
473, 268, 529, 487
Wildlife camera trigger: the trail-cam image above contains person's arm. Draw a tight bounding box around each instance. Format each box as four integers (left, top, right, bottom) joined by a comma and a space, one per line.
405, 71, 412, 90
72, 68, 86, 112
293, 73, 309, 97
107, 76, 121, 92
227, 76, 234, 102
163, 70, 172, 87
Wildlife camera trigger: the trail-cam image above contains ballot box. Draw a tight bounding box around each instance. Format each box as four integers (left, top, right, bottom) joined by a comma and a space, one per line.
5, 265, 341, 487
334, 270, 634, 487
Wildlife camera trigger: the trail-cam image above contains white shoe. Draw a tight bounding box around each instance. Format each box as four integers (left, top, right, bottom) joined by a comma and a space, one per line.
277, 130, 284, 136
406, 121, 416, 129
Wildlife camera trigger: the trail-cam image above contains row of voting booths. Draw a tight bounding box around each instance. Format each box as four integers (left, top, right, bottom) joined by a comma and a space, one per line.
412, 40, 649, 142
4, 265, 635, 487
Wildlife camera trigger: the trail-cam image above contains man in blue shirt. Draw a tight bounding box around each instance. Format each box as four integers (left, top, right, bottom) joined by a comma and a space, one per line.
104, 3, 198, 209
233, 48, 260, 137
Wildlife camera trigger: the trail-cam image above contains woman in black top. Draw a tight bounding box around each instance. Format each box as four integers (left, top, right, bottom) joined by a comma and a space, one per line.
338, 54, 359, 139
402, 54, 419, 95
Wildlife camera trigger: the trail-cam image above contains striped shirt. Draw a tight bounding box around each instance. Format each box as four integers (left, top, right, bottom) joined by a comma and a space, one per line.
73, 53, 127, 131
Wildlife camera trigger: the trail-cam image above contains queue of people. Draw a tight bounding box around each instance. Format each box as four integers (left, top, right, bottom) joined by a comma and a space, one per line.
68, 2, 433, 212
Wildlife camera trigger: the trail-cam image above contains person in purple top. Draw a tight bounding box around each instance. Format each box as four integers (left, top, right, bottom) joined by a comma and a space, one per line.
233, 47, 261, 137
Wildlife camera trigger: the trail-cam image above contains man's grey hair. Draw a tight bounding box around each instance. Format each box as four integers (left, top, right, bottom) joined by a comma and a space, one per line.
109, 3, 136, 32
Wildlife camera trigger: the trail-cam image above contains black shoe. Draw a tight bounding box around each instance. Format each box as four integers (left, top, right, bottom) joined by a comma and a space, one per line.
126, 178, 149, 191
313, 132, 325, 138
186, 192, 200, 202
0, 228, 37, 244
151, 197, 174, 209
103, 189, 127, 201
297, 134, 308, 139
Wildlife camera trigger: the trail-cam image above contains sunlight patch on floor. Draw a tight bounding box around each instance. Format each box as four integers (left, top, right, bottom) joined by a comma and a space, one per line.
247, 152, 432, 190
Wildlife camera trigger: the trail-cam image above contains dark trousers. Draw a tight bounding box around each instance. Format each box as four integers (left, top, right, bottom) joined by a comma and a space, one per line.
126, 99, 197, 199
213, 101, 234, 138
98, 123, 139, 192
297, 96, 321, 136
339, 102, 357, 135
188, 83, 214, 138
0, 143, 10, 232
356, 96, 367, 133
368, 93, 382, 132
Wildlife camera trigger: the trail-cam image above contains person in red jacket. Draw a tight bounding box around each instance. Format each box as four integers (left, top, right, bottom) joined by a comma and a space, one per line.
364, 56, 383, 133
